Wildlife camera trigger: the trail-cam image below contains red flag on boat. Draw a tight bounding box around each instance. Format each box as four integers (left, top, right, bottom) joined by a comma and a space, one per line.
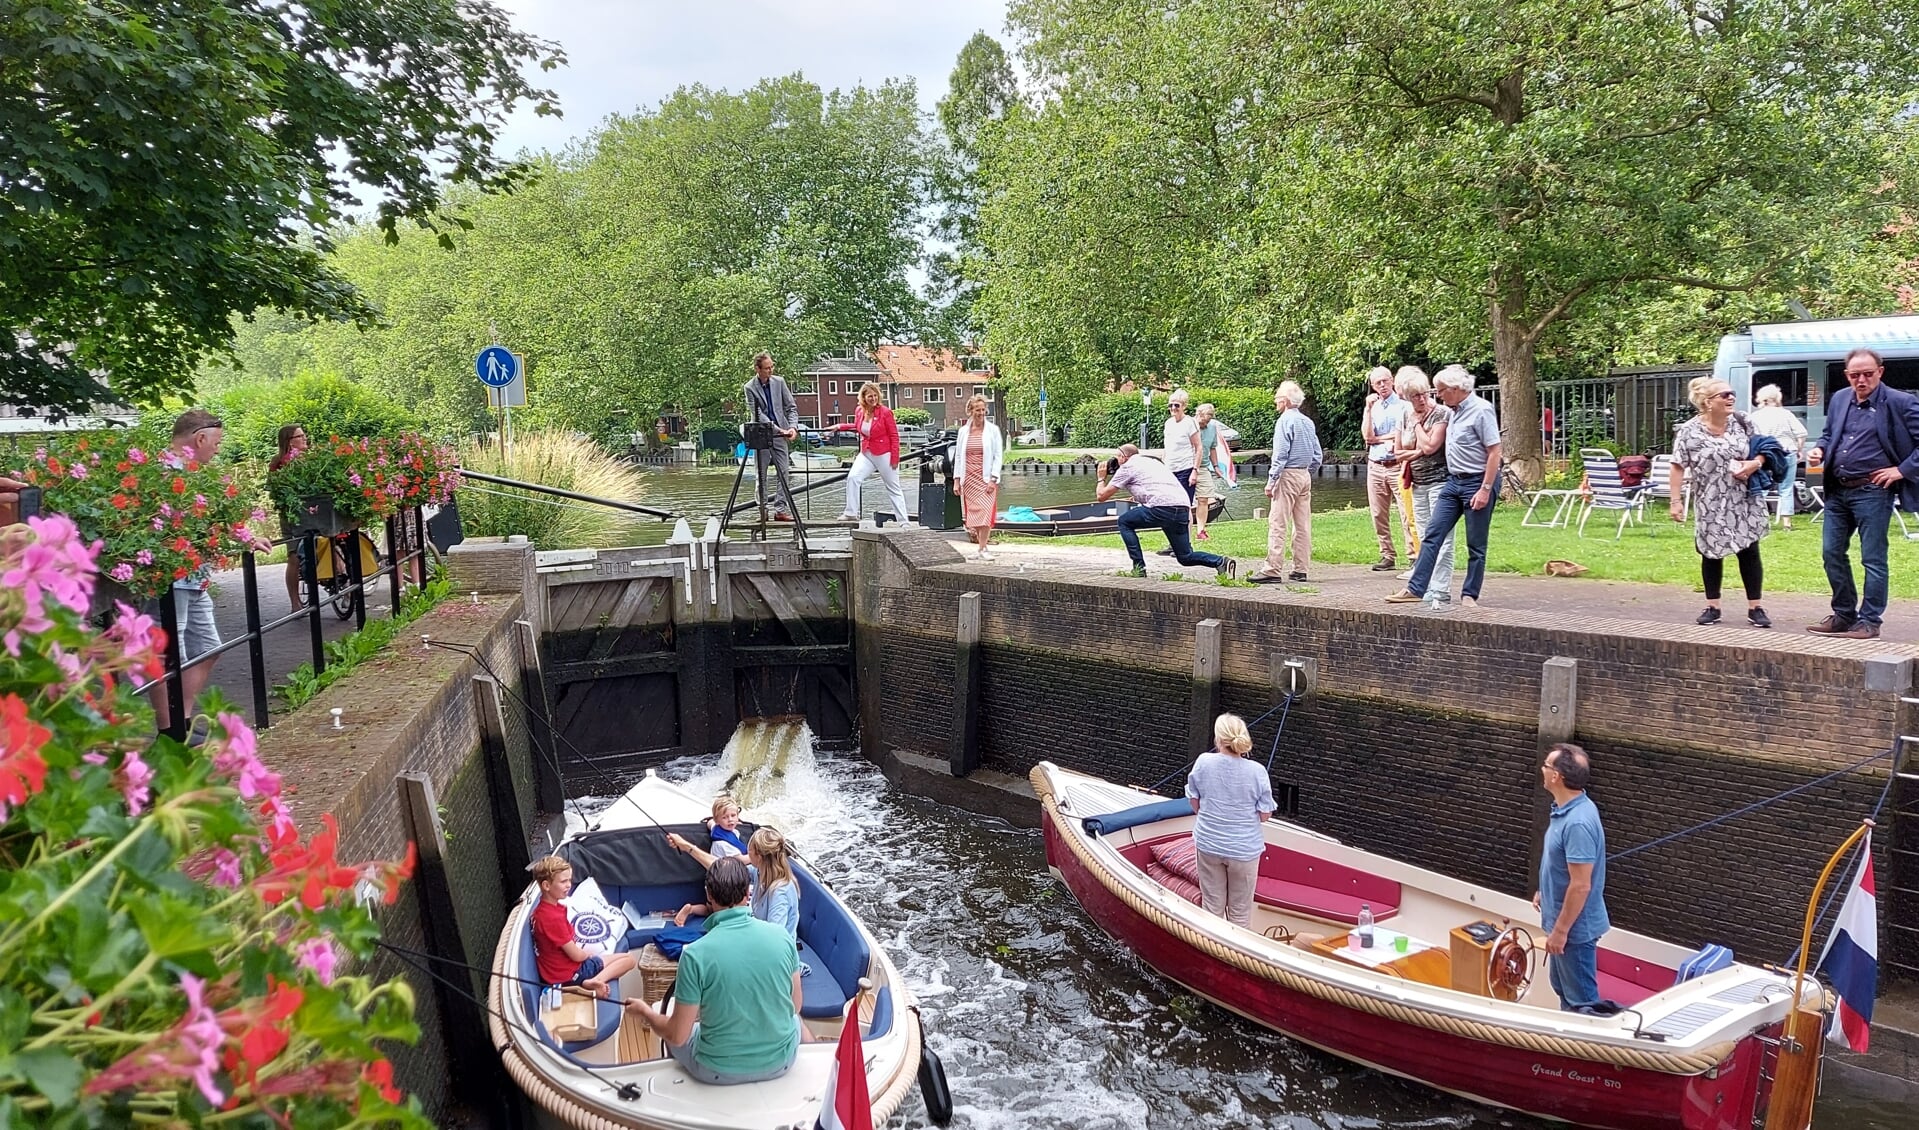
815, 1014, 873, 1130
1815, 831, 1877, 1052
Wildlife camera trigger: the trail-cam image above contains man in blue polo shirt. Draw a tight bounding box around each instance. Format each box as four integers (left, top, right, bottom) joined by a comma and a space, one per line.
1533, 742, 1610, 1011
624, 856, 802, 1084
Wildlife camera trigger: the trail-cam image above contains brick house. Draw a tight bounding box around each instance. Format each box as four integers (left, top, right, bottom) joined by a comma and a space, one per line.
795, 345, 1010, 431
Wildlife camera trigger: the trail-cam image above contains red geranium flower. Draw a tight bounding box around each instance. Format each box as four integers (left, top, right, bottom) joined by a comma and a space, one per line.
362, 1058, 401, 1104
172, 477, 187, 494
0, 693, 52, 817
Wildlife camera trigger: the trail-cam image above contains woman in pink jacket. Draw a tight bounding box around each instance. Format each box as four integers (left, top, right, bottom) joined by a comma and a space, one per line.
841, 382, 911, 524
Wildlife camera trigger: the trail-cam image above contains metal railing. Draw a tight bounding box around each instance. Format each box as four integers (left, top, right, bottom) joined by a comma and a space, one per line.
1479, 372, 1696, 460
137, 506, 433, 740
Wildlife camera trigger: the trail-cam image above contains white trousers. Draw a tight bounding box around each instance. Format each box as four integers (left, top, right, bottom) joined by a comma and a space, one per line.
844, 452, 911, 522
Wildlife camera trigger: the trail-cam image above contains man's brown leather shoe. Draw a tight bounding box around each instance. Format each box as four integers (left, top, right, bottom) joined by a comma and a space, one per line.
1806, 615, 1857, 634
1842, 622, 1881, 640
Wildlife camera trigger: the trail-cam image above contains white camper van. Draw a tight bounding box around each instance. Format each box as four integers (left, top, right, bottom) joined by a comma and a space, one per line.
1718, 313, 1919, 441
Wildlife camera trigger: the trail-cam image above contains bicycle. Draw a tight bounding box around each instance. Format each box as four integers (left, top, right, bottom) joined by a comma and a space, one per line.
307, 529, 383, 620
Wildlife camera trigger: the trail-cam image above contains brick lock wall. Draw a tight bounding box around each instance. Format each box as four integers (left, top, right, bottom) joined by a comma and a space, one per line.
854, 531, 1910, 965
259, 596, 538, 1121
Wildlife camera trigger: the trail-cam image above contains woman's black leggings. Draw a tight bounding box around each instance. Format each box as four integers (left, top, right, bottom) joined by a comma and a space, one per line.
1701, 544, 1763, 601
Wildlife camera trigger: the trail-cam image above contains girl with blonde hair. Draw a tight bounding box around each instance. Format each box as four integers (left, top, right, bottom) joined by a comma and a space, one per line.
840, 382, 910, 525
665, 825, 803, 941
1183, 713, 1274, 928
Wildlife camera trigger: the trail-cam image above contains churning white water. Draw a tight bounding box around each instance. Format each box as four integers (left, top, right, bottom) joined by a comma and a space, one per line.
566, 725, 1914, 1129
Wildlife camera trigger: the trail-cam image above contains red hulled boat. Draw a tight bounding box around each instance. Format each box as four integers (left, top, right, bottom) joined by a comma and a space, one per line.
1032, 762, 1826, 1130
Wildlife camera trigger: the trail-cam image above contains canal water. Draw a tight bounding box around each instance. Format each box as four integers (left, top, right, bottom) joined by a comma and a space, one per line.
577, 728, 1918, 1130
591, 465, 1366, 546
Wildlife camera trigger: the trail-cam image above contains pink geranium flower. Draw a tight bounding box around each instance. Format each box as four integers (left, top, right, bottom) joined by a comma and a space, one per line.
297, 938, 338, 985
210, 712, 280, 801
86, 972, 226, 1106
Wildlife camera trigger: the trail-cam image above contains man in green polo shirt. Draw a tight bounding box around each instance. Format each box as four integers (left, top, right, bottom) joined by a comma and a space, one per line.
625, 855, 802, 1084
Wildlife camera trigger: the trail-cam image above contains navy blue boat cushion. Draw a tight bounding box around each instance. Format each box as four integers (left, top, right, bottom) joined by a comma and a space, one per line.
796, 939, 849, 1018
794, 865, 871, 1002
1083, 798, 1192, 836
864, 984, 894, 1040
515, 909, 625, 1052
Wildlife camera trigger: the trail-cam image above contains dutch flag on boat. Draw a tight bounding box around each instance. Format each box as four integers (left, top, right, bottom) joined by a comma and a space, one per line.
815, 1011, 873, 1130
1815, 831, 1876, 1052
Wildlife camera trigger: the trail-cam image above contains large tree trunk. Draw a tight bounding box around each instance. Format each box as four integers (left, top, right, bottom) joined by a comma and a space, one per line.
1490, 291, 1543, 489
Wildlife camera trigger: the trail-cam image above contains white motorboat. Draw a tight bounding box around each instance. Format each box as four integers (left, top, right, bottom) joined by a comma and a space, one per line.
488, 770, 944, 1129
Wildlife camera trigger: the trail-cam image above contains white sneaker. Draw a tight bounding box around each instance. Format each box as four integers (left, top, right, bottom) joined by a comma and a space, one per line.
977, 549, 995, 562
1396, 568, 1413, 581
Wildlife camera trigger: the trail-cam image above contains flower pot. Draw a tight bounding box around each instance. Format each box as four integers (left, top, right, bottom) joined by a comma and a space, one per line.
293, 496, 358, 537
88, 575, 138, 622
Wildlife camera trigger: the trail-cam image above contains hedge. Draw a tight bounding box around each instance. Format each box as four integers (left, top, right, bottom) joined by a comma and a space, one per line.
1069, 388, 1281, 449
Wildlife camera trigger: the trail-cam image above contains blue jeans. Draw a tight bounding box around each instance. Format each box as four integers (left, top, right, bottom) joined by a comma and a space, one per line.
1823, 483, 1893, 625
1117, 505, 1225, 571
1548, 941, 1601, 1011
1406, 475, 1496, 599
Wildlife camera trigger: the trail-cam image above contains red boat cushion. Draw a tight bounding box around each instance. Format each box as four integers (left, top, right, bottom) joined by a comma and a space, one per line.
1596, 950, 1676, 1007
1142, 835, 1401, 925
1145, 862, 1202, 905
1254, 848, 1401, 924
1150, 837, 1200, 878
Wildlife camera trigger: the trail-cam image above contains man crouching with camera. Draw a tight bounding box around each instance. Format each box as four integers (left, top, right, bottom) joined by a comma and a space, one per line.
1097, 445, 1237, 580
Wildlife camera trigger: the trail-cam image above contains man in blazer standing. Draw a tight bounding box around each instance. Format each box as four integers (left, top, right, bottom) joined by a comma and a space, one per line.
1805, 348, 1919, 639
742, 352, 800, 521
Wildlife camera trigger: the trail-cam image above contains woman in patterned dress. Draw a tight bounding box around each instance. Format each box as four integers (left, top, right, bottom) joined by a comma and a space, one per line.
951, 394, 1003, 561
1669, 377, 1772, 627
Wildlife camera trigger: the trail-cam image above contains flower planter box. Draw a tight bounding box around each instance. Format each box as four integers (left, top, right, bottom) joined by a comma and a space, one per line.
291, 496, 359, 537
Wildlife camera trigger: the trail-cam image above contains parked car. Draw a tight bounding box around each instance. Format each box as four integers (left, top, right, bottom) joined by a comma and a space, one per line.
1015, 427, 1049, 446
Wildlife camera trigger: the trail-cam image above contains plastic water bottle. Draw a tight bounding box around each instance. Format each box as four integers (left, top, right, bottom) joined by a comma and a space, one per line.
1357, 905, 1375, 949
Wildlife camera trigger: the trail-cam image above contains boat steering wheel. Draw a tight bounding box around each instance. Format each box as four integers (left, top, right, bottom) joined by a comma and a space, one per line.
1487, 926, 1536, 1001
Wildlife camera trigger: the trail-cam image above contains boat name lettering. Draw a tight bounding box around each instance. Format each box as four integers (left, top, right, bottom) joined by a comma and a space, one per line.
1531, 1064, 1622, 1089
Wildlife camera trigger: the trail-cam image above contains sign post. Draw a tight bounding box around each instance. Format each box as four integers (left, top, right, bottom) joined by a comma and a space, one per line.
1038, 381, 1048, 445
476, 346, 520, 458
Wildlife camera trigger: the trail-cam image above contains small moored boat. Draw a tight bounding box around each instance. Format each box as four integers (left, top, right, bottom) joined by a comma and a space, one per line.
489, 770, 941, 1129
996, 496, 1227, 537
1032, 761, 1824, 1130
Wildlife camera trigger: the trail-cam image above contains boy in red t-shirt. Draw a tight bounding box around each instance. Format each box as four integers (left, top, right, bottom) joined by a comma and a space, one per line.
530, 856, 637, 998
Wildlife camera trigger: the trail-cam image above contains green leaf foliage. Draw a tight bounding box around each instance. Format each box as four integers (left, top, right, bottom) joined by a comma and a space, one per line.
1070, 388, 1285, 450
1, 0, 563, 418
213, 372, 423, 465
207, 76, 936, 445
983, 0, 1919, 480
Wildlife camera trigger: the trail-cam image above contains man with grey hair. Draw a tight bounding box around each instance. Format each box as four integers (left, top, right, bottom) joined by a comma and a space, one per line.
1361, 365, 1414, 571
1249, 382, 1322, 583
1387, 365, 1500, 607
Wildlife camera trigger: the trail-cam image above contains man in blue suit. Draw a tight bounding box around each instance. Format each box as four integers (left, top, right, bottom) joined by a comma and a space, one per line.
1805, 348, 1919, 639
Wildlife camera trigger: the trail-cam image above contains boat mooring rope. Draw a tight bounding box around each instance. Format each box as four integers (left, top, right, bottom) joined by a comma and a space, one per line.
1032, 769, 1746, 1077
1146, 691, 1298, 794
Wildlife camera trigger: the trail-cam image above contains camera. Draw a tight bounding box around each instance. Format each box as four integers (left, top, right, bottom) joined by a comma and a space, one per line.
742, 421, 777, 451
1104, 457, 1120, 478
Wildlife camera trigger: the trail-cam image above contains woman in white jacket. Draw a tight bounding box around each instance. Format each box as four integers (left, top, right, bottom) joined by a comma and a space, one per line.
952, 394, 1004, 560
1748, 383, 1808, 530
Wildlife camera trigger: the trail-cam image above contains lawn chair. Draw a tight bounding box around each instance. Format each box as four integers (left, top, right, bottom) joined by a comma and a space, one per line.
1641, 453, 1687, 522
1577, 449, 1648, 539
1511, 463, 1583, 529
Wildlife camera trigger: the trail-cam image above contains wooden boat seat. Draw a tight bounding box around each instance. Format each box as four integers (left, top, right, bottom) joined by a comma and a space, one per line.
1142, 837, 1402, 925
1596, 949, 1676, 1007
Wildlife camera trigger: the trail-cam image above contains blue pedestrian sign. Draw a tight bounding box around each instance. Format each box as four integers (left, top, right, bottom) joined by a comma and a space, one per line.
1037, 388, 1048, 407
476, 345, 519, 388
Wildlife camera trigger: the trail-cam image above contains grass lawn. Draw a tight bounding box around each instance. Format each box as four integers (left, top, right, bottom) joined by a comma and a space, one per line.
1046, 505, 1919, 598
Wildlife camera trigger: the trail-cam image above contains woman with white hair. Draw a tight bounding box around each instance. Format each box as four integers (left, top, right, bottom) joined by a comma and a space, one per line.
1163, 388, 1202, 508
1748, 384, 1808, 530
1393, 366, 1456, 601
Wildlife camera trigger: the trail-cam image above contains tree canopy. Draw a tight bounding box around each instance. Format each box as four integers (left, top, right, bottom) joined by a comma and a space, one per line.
1, 0, 563, 419
207, 76, 935, 442
977, 0, 1919, 465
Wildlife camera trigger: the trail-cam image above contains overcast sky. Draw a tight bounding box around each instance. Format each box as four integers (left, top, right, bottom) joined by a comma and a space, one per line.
490, 0, 1013, 158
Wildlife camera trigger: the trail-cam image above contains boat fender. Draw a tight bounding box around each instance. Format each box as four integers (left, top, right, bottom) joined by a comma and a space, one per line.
912, 1007, 955, 1126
